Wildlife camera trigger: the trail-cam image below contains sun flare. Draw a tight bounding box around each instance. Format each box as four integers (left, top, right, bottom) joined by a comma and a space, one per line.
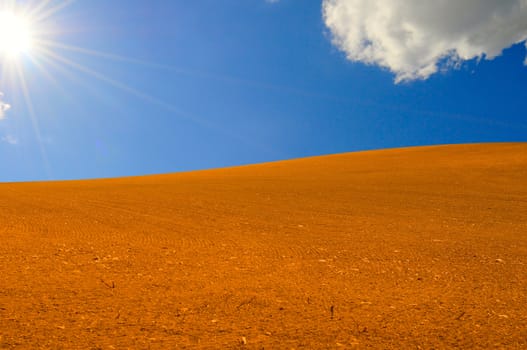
0, 11, 33, 57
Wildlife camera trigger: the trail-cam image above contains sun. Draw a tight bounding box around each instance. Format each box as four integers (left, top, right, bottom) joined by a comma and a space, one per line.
0, 11, 33, 58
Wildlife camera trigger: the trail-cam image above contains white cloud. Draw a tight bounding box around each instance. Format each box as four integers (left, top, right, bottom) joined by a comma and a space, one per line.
0, 92, 11, 119
323, 0, 527, 82
1, 134, 18, 145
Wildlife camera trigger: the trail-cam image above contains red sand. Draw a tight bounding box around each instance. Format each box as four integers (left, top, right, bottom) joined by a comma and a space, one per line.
1, 143, 526, 348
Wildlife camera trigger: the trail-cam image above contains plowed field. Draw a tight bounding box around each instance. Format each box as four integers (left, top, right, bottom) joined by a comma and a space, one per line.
1, 143, 526, 348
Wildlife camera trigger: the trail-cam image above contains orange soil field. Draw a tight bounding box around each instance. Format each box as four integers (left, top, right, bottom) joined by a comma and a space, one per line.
1, 143, 526, 349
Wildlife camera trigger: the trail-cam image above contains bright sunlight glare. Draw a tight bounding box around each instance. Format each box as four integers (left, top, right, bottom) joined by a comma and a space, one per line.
0, 11, 33, 57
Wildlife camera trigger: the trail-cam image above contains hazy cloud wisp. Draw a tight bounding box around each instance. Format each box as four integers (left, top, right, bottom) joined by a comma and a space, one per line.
323, 0, 527, 82
0, 92, 11, 119
1, 134, 18, 145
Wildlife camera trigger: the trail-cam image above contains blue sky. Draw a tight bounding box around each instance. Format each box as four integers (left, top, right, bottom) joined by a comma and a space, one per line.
0, 0, 526, 182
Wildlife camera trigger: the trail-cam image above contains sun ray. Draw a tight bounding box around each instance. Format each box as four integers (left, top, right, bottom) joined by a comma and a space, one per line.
25, 52, 61, 87
36, 47, 270, 153
35, 39, 172, 68
32, 0, 76, 23
36, 50, 136, 110
38, 46, 215, 126
33, 38, 343, 107
1, 0, 273, 160
14, 60, 52, 178
26, 0, 55, 19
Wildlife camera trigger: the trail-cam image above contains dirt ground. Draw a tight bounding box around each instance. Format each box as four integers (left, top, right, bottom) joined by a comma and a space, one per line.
1, 143, 526, 349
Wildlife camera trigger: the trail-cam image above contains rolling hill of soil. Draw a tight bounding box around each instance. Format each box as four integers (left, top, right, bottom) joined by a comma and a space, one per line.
1, 143, 526, 349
